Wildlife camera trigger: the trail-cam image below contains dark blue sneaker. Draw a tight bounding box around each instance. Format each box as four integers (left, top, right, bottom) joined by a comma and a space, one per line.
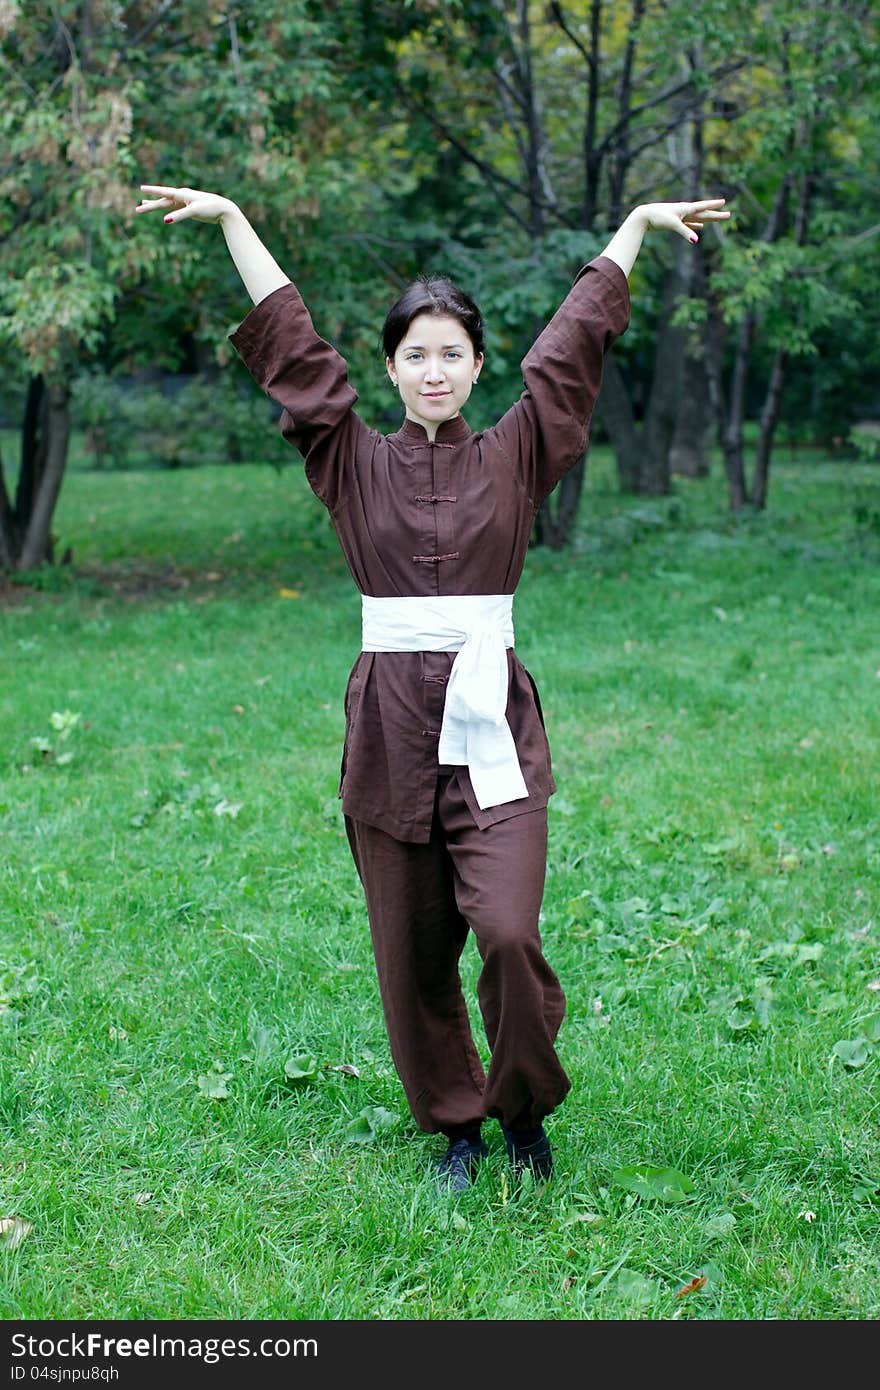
502, 1124, 553, 1181
437, 1134, 488, 1192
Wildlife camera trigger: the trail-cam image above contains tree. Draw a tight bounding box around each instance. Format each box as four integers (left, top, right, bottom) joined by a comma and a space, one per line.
0, 2, 142, 569
343, 0, 749, 533
0, 0, 363, 571
701, 0, 877, 509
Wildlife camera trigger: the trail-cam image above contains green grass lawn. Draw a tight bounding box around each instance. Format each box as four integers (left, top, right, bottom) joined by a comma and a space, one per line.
2, 445, 879, 1320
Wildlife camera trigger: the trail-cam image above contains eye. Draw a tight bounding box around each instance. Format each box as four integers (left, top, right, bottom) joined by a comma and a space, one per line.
405, 352, 423, 362
445, 351, 462, 360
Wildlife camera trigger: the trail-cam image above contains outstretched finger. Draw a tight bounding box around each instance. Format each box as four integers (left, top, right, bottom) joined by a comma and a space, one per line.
134, 195, 177, 214
139, 183, 186, 198
163, 205, 197, 223
672, 220, 698, 243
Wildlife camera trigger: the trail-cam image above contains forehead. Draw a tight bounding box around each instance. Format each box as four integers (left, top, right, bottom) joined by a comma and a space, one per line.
398, 313, 470, 349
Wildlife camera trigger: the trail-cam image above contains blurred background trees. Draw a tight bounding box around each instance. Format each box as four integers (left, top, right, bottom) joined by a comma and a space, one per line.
1, 0, 878, 569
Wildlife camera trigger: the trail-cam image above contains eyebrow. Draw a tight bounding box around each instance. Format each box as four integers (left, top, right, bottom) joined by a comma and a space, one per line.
403, 342, 467, 351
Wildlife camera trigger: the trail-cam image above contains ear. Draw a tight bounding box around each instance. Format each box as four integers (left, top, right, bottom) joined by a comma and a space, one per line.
473, 351, 484, 381
385, 355, 398, 384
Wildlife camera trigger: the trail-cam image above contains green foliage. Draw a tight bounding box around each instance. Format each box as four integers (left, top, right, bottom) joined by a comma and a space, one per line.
72, 372, 288, 472
345, 1106, 399, 1144
197, 1062, 233, 1100
284, 1055, 319, 1085
27, 710, 82, 768
611, 1166, 697, 1203
849, 425, 880, 464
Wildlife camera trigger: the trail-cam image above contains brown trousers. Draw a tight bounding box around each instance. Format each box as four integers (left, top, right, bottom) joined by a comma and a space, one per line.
344, 772, 570, 1135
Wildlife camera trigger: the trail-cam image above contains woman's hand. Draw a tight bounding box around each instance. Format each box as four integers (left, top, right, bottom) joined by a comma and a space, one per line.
135, 185, 238, 225
135, 182, 290, 305
637, 198, 731, 244
601, 197, 731, 276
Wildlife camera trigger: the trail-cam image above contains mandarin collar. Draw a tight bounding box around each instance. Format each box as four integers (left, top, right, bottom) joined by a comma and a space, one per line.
399, 414, 472, 445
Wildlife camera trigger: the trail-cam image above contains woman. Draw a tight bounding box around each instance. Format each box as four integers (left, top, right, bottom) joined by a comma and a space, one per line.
135, 184, 729, 1190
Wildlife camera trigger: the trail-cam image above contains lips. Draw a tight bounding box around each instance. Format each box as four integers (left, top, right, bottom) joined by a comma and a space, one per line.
422, 391, 451, 399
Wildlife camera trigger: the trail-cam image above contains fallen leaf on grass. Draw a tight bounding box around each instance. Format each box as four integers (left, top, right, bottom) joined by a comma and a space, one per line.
284, 1055, 319, 1084
831, 1038, 873, 1068
563, 1211, 604, 1228
615, 1268, 660, 1304
329, 1063, 360, 1078
133, 1192, 153, 1206
612, 1165, 696, 1203
278, 588, 301, 600
197, 1064, 232, 1099
0, 1217, 33, 1250
675, 1274, 707, 1298
345, 1106, 397, 1144
704, 1211, 737, 1239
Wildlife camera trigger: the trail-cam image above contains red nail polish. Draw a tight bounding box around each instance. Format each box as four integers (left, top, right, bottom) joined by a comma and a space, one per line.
163, 215, 172, 223
690, 234, 698, 244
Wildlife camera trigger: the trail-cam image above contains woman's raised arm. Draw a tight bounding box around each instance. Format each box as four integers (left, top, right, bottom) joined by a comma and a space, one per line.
135, 182, 370, 512
485, 196, 731, 505
135, 185, 290, 306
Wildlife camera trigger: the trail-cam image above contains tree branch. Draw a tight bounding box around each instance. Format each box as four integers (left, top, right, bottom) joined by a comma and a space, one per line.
127, 0, 177, 50
547, 0, 596, 73
494, 61, 531, 172
329, 234, 408, 289
596, 59, 748, 160
398, 92, 575, 231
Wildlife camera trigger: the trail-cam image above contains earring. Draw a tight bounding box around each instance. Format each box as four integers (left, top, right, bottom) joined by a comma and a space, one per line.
473, 376, 479, 385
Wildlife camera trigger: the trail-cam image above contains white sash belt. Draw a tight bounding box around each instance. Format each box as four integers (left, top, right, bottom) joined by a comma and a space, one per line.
361, 593, 529, 810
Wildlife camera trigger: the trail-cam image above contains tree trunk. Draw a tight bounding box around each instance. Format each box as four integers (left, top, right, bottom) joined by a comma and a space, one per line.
596, 352, 641, 491
532, 456, 586, 549
640, 241, 693, 495
751, 347, 788, 509
669, 346, 712, 477
19, 380, 71, 569
0, 376, 72, 572
750, 172, 811, 509
668, 72, 711, 478
16, 375, 47, 529
712, 174, 792, 511
0, 442, 16, 571
720, 312, 754, 510
607, 0, 645, 228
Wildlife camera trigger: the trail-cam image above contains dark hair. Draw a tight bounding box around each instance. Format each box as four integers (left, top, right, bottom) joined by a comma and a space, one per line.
382, 276, 485, 360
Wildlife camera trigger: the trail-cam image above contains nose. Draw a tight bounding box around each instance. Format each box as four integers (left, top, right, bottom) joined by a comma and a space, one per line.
424, 358, 446, 383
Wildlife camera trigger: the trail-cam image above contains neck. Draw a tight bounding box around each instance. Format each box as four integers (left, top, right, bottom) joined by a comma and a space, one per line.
405, 409, 461, 442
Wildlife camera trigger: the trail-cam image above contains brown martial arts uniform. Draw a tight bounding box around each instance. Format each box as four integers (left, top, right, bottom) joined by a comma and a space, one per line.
230, 255, 630, 1136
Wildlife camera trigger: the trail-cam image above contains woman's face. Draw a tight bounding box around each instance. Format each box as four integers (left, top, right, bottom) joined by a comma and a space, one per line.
386, 313, 484, 434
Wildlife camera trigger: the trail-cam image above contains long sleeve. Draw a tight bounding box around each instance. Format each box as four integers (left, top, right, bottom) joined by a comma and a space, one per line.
484, 255, 630, 506
228, 281, 374, 510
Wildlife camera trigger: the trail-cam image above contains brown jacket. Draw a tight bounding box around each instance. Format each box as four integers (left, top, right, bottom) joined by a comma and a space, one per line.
229, 256, 630, 842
